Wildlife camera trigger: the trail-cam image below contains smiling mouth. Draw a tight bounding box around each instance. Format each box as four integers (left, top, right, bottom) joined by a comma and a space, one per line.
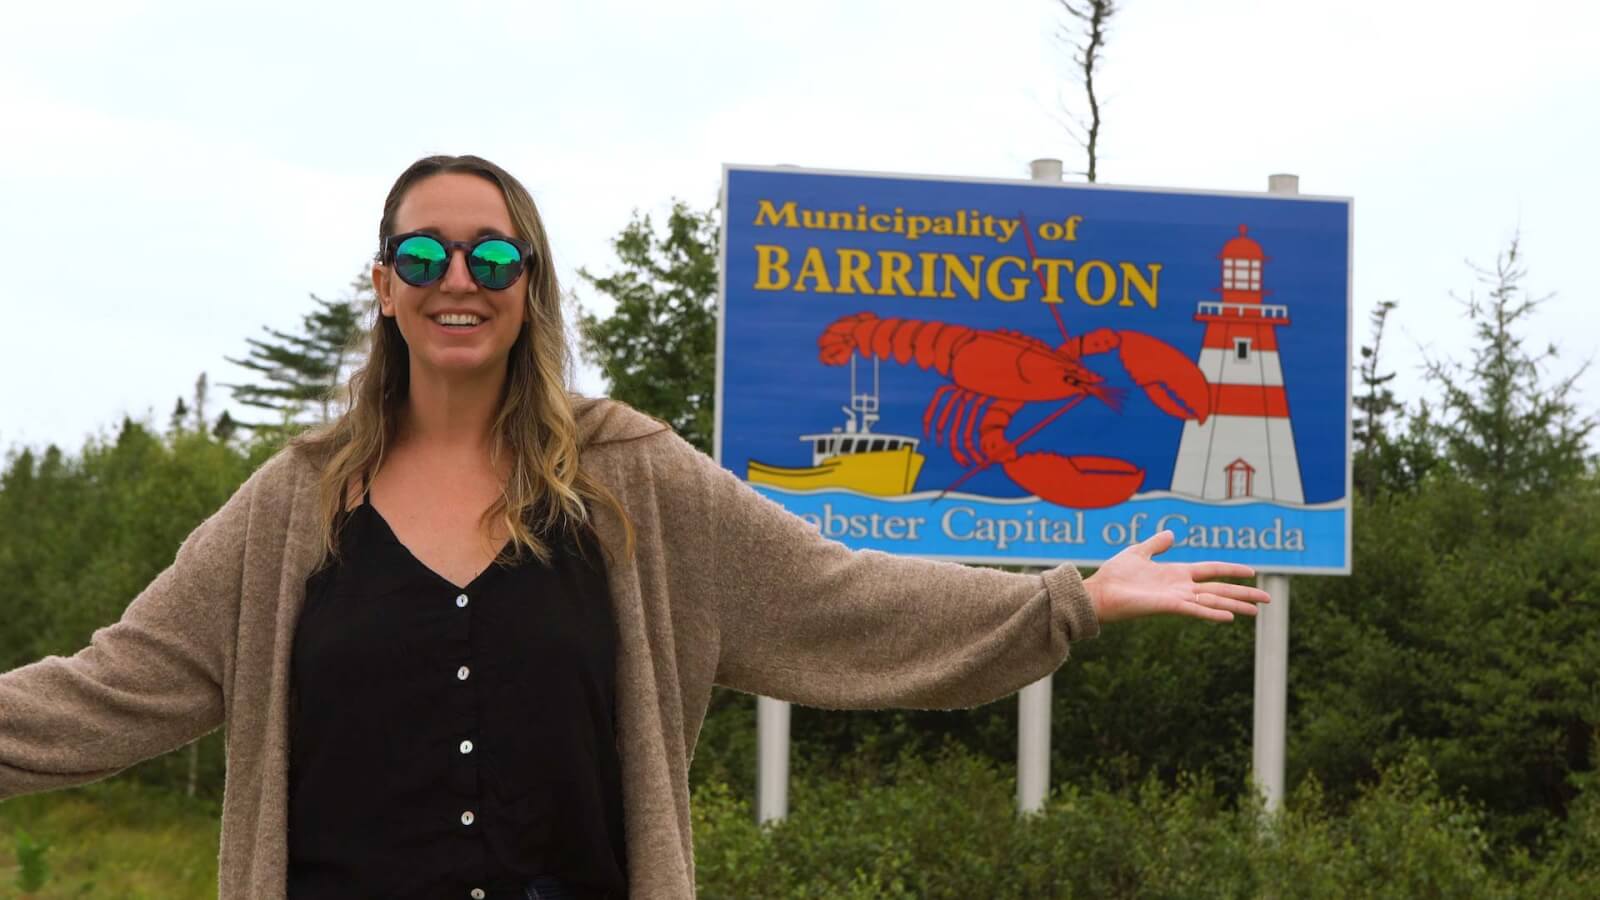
431, 313, 485, 329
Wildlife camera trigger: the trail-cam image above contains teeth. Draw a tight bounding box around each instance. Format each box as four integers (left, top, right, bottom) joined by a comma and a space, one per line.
434, 313, 482, 326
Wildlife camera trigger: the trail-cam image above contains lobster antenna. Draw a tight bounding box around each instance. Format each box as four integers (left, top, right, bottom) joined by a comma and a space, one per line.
1018, 210, 1071, 344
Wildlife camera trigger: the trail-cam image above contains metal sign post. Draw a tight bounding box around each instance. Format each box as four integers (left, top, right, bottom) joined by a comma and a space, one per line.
1253, 572, 1291, 812
756, 694, 790, 822
1016, 670, 1052, 814
1016, 159, 1064, 815
1252, 173, 1301, 814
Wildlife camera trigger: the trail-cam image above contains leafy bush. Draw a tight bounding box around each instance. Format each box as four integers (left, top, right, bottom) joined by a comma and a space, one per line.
5, 750, 1594, 898
692, 748, 1594, 898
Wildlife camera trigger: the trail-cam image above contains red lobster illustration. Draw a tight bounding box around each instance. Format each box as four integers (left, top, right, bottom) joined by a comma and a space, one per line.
818, 312, 1212, 508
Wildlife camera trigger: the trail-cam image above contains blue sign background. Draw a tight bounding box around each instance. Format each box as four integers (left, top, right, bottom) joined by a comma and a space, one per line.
718, 166, 1351, 572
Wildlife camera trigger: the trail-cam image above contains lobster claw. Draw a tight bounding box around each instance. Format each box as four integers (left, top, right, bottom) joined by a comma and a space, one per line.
1001, 451, 1144, 509
1115, 331, 1212, 424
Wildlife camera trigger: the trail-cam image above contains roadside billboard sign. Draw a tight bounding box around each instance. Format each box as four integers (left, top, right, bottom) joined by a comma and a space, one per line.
717, 165, 1352, 574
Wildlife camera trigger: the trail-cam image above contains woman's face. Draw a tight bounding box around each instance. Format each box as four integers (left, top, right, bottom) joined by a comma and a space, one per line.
373, 172, 528, 381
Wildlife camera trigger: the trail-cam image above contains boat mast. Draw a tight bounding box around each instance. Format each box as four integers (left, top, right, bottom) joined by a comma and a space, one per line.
842, 353, 880, 435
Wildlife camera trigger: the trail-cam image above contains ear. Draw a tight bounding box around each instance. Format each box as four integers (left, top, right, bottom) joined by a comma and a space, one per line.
371, 261, 396, 318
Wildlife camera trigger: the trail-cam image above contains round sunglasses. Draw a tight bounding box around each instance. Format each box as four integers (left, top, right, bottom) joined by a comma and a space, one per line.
381, 232, 533, 291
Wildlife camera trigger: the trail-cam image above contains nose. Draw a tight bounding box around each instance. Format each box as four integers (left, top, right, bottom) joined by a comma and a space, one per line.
439, 247, 478, 293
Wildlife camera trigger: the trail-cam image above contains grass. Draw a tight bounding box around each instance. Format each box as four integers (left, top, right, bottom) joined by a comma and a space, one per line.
0, 782, 219, 899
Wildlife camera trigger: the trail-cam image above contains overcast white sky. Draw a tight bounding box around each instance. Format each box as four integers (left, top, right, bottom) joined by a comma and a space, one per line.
2, 0, 1596, 453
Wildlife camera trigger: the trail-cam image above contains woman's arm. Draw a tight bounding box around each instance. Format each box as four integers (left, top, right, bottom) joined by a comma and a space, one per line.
0, 476, 253, 799
690, 438, 1267, 711
697, 446, 1095, 710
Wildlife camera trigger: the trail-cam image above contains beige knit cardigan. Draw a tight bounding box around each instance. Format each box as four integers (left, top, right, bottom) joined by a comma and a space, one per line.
0, 399, 1099, 898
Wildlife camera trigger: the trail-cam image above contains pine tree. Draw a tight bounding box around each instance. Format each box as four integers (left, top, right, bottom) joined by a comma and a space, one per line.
1423, 236, 1594, 525
191, 372, 210, 432
212, 410, 238, 442
168, 397, 190, 435
168, 373, 214, 438
223, 273, 372, 435
1354, 300, 1400, 456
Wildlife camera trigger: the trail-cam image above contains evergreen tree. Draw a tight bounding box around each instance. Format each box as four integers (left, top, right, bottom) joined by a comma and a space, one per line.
212, 409, 238, 442
167, 373, 215, 439
222, 273, 371, 435
1354, 300, 1400, 458
1353, 299, 1440, 498
168, 397, 190, 435
191, 372, 211, 433
1423, 236, 1594, 524
576, 203, 719, 453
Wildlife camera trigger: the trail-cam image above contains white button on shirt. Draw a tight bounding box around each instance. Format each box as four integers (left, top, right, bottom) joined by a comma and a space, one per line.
460, 739, 474, 754
457, 665, 471, 681
461, 810, 475, 826
456, 593, 469, 608
470, 888, 485, 899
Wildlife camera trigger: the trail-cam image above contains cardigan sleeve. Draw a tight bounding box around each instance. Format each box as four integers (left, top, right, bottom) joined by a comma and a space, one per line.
0, 474, 251, 799
693, 437, 1100, 710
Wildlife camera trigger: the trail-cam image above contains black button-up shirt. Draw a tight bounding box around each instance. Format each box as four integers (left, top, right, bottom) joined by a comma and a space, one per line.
288, 496, 625, 899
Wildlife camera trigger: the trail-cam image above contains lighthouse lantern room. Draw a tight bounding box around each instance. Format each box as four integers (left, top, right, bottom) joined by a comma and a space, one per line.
1169, 226, 1305, 503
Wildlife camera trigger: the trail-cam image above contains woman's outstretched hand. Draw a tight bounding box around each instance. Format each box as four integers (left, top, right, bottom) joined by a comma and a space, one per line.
1081, 530, 1270, 625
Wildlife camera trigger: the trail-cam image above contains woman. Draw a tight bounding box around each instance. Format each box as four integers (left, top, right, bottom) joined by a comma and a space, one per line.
0, 155, 1268, 899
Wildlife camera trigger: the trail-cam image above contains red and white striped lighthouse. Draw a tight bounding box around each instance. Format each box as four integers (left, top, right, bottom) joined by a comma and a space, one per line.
1169, 225, 1305, 502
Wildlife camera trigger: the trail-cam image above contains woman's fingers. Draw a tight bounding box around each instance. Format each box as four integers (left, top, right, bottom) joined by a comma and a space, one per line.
1194, 592, 1261, 617
1186, 561, 1258, 581
1194, 582, 1272, 605
1137, 529, 1177, 558
1172, 597, 1233, 622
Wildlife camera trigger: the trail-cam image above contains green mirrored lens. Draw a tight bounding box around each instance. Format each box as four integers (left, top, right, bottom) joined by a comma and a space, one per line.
395, 235, 447, 285
469, 239, 523, 289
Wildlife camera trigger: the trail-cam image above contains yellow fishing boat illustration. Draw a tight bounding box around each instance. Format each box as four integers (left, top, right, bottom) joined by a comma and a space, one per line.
746, 357, 925, 496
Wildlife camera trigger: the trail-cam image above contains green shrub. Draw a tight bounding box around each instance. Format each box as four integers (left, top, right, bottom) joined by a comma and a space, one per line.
691, 748, 1582, 898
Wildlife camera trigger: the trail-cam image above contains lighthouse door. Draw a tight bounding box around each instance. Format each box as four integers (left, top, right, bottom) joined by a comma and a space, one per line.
1223, 458, 1257, 499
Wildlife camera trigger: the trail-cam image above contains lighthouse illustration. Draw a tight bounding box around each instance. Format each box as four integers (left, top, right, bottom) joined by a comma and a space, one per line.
1169, 225, 1305, 502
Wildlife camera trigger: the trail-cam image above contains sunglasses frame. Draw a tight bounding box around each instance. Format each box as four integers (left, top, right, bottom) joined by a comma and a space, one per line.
380, 231, 535, 291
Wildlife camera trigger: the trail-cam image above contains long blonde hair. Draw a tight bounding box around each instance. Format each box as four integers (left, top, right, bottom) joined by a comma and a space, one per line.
293, 154, 631, 565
